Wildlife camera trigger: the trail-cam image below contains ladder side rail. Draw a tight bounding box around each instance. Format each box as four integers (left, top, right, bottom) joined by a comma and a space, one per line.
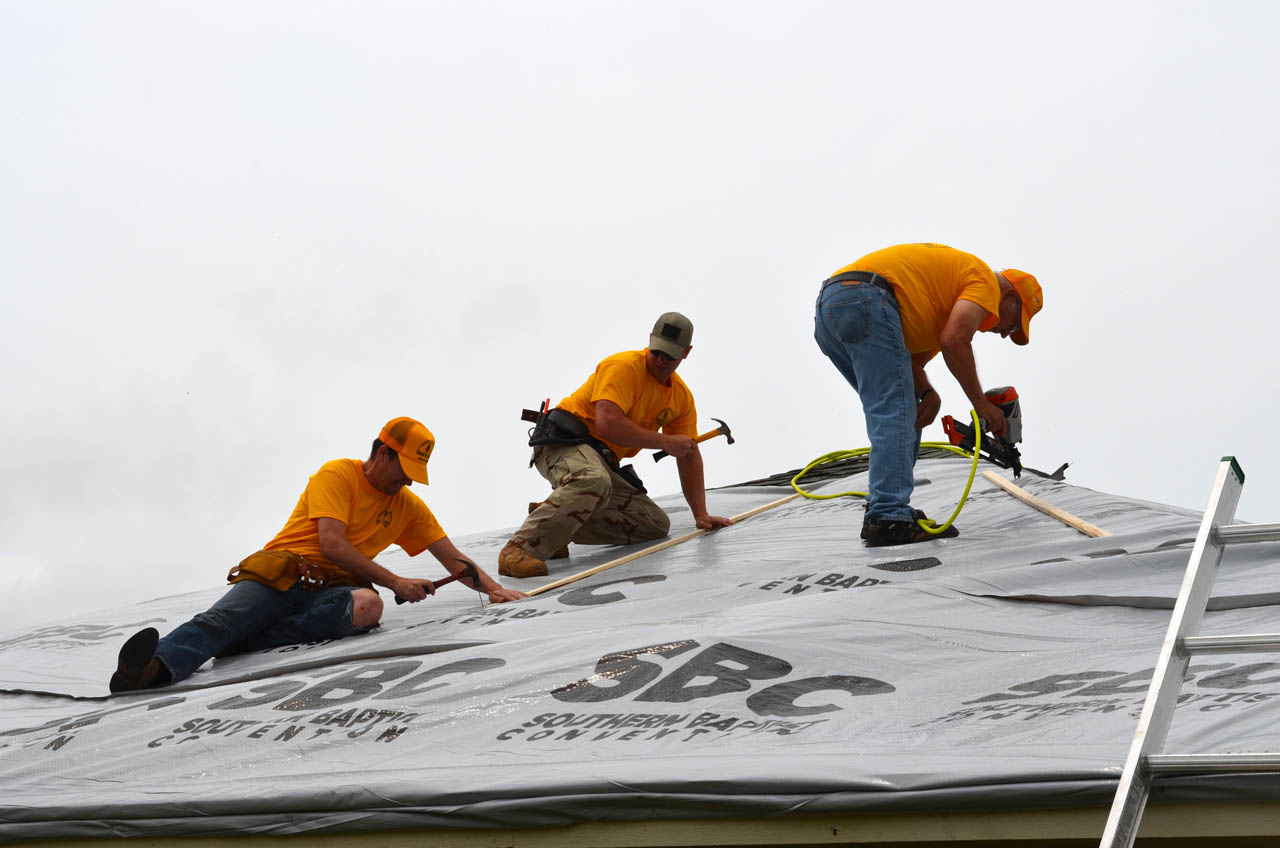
1098, 458, 1246, 848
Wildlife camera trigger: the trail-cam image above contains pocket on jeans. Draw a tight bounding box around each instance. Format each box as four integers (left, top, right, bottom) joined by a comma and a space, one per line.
827, 302, 872, 344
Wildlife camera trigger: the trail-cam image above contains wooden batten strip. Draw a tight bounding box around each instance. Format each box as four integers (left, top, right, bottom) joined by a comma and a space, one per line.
981, 470, 1112, 538
527, 492, 804, 597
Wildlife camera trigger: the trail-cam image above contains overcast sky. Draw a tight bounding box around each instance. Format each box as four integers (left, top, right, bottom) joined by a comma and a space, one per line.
3, 1, 1278, 632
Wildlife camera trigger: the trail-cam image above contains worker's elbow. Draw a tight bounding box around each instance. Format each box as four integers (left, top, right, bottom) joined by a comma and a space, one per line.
939, 335, 968, 358
675, 451, 703, 475
317, 533, 342, 560
596, 409, 627, 442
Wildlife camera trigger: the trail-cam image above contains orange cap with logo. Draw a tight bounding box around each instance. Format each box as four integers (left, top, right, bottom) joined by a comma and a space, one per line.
1002, 269, 1043, 346
378, 417, 435, 485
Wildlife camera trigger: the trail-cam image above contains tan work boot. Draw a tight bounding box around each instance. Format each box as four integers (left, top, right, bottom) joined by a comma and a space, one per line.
498, 541, 548, 578
528, 502, 570, 559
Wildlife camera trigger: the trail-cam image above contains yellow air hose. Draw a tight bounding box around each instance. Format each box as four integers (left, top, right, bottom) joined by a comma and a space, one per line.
790, 410, 983, 534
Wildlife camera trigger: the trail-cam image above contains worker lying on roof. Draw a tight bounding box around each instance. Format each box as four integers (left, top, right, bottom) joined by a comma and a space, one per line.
814, 243, 1044, 547
109, 417, 526, 693
498, 312, 733, 579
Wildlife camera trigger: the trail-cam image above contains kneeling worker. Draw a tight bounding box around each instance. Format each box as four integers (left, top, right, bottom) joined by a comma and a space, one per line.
498, 312, 733, 578
814, 243, 1043, 547
110, 417, 526, 692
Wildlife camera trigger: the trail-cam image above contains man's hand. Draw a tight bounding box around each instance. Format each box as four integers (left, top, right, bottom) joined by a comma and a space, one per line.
424, 537, 529, 605
390, 577, 434, 603
487, 586, 528, 603
695, 513, 733, 530
976, 398, 1008, 438
914, 390, 941, 430
659, 433, 697, 460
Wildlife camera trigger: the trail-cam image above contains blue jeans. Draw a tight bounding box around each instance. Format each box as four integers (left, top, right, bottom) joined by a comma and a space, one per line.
155, 580, 374, 683
814, 281, 920, 523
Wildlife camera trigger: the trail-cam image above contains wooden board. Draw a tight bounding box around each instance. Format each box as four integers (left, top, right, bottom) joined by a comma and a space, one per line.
527, 492, 804, 596
981, 471, 1112, 537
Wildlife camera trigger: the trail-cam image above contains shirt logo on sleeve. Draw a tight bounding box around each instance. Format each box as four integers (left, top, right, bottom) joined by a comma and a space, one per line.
376, 509, 393, 528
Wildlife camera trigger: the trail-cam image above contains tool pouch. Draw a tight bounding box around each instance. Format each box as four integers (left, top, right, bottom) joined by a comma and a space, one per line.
227, 550, 310, 592
228, 550, 369, 592
519, 405, 648, 493
525, 407, 590, 447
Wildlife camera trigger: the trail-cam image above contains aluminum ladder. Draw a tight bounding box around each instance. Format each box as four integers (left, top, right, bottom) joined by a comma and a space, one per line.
1100, 456, 1280, 847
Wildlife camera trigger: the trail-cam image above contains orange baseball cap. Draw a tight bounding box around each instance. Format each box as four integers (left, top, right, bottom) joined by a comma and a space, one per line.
378, 417, 435, 484
1002, 269, 1043, 346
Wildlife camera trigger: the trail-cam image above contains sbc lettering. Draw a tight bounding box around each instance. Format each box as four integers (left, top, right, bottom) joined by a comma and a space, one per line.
551, 640, 893, 716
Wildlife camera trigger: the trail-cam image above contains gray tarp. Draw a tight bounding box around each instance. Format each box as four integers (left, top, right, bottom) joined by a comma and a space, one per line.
3, 454, 1280, 840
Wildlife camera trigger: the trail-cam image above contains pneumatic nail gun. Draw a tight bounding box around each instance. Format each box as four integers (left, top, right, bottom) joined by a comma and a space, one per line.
941, 385, 1023, 478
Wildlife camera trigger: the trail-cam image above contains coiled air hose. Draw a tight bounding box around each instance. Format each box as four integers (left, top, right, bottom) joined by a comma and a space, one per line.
790, 410, 983, 534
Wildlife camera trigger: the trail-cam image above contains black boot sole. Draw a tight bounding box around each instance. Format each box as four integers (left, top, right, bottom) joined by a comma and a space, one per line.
109, 627, 160, 693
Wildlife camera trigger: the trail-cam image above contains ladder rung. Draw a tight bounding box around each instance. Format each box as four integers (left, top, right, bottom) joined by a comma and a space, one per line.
1214, 522, 1280, 545
1147, 752, 1280, 774
1181, 633, 1280, 654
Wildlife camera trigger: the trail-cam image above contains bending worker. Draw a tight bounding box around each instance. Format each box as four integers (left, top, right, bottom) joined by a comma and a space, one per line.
110, 417, 526, 692
498, 312, 733, 578
814, 243, 1043, 547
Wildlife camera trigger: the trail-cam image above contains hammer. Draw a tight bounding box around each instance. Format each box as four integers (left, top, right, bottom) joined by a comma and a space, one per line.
653, 417, 735, 462
394, 560, 480, 604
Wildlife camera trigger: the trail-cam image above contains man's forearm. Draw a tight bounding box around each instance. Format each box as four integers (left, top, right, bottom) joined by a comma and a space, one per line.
321, 538, 402, 588
940, 341, 987, 408
598, 413, 665, 451
676, 449, 710, 517
910, 358, 932, 395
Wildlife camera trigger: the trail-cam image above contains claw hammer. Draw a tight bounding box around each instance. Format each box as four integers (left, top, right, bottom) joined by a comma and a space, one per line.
654, 417, 735, 462
394, 560, 481, 604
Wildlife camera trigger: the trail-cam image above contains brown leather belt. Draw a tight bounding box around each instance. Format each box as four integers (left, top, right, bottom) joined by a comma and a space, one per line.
820, 270, 894, 295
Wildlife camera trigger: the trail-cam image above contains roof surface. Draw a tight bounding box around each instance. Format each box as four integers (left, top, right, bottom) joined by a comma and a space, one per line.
4, 453, 1280, 841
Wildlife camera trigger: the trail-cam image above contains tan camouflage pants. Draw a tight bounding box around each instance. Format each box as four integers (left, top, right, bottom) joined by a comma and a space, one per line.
509, 443, 671, 559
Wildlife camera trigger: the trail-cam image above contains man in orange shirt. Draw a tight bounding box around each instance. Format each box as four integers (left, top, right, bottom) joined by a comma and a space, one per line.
498, 313, 733, 578
814, 243, 1044, 547
109, 417, 526, 692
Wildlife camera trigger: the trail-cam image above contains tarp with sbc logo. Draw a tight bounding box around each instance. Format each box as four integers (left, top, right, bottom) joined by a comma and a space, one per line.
4, 452, 1280, 840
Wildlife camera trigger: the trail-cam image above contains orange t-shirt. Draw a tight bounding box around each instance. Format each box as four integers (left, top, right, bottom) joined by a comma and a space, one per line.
832, 243, 1000, 356
558, 349, 698, 459
263, 459, 446, 583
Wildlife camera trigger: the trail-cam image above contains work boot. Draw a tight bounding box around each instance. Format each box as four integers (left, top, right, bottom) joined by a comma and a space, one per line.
861, 509, 932, 540
864, 513, 959, 548
498, 541, 548, 578
109, 627, 165, 693
528, 502, 569, 559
